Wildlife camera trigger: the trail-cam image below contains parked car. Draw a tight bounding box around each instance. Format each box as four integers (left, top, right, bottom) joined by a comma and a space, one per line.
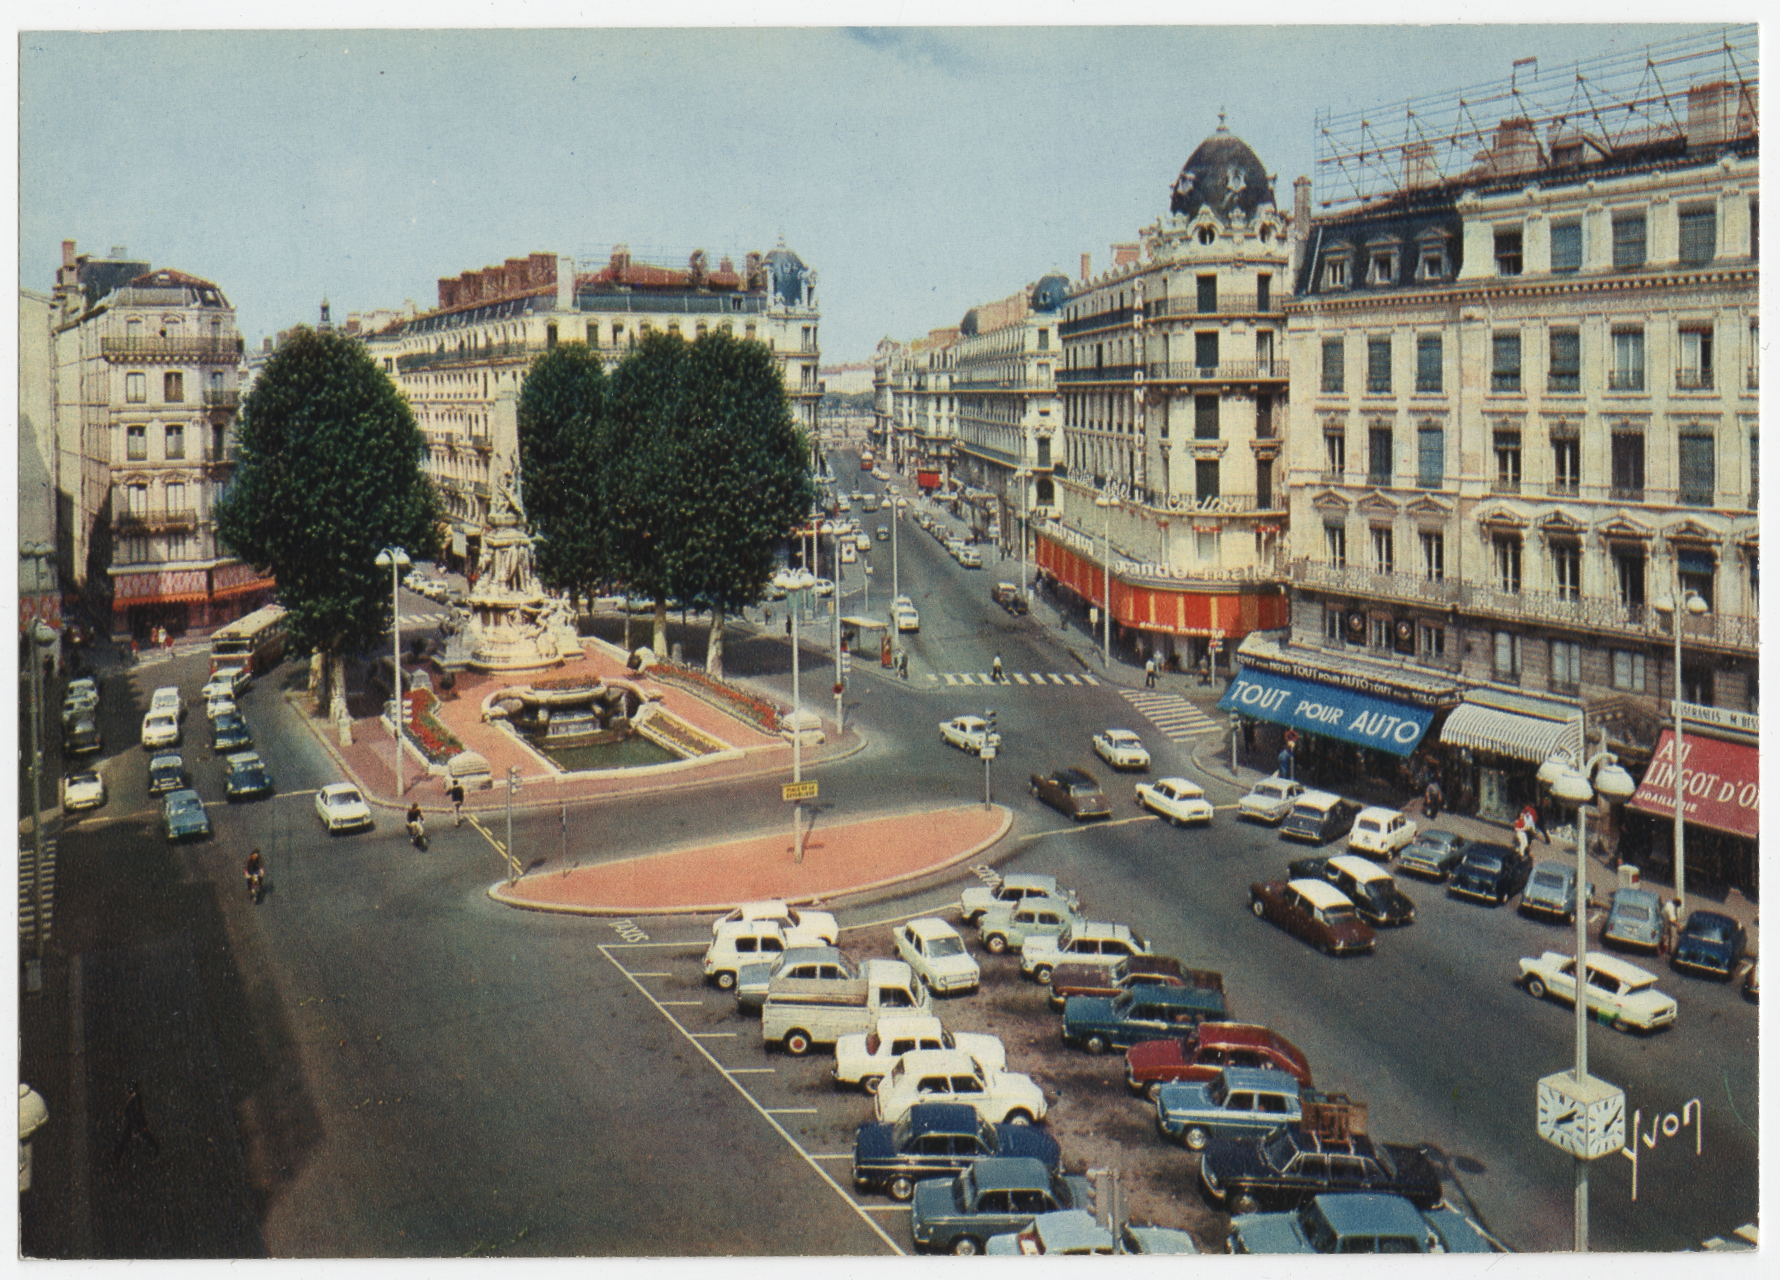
894, 918, 980, 995
1199, 1118, 1446, 1215
1228, 1193, 1495, 1254
140, 710, 181, 750
1517, 949, 1679, 1032
1126, 1021, 1313, 1101
1519, 859, 1596, 924
146, 753, 187, 795
704, 919, 829, 989
1248, 879, 1376, 955
211, 712, 253, 753
162, 789, 212, 842
1280, 792, 1361, 845
67, 715, 103, 755
1135, 777, 1214, 826
1446, 840, 1531, 905
66, 675, 101, 705
834, 1015, 1006, 1093
762, 958, 932, 1054
1021, 920, 1151, 984
811, 577, 835, 598
1092, 729, 1150, 771
874, 1048, 1047, 1126
991, 582, 1028, 615
1154, 1066, 1303, 1150
894, 606, 920, 633
909, 1158, 1091, 1256
1285, 855, 1416, 927
223, 751, 275, 801
940, 715, 1001, 755
1602, 886, 1664, 951
61, 690, 99, 729
712, 900, 839, 945
149, 686, 183, 719
1346, 807, 1417, 859
985, 1210, 1112, 1256
1237, 775, 1304, 824
736, 945, 848, 1010
201, 667, 253, 700
314, 782, 373, 834
204, 693, 238, 721
1671, 910, 1748, 980
63, 771, 107, 812
979, 903, 1080, 956
959, 872, 1079, 927
1395, 829, 1470, 881
1047, 956, 1213, 1011
852, 1103, 1059, 1202
1029, 768, 1112, 821
1743, 959, 1760, 1002
957, 548, 983, 569
1062, 984, 1228, 1055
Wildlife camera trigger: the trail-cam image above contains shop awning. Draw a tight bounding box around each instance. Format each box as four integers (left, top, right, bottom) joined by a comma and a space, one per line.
1218, 666, 1434, 757
1629, 730, 1760, 840
1439, 703, 1582, 764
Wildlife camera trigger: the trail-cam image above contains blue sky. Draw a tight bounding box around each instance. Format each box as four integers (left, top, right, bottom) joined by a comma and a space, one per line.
13, 7, 1747, 364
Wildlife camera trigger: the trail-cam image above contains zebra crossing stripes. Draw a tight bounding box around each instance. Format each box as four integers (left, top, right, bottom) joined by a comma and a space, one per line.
931, 672, 1099, 687
1119, 689, 1223, 741
18, 838, 56, 942
398, 610, 456, 629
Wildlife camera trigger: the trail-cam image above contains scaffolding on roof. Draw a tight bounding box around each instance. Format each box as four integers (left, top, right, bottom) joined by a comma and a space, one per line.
1312, 24, 1758, 211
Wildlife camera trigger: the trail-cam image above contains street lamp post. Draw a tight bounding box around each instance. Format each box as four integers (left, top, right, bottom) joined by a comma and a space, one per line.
1015, 469, 1031, 608
832, 521, 844, 733
775, 568, 815, 863
1654, 577, 1709, 914
375, 547, 412, 798
21, 542, 58, 964
1094, 492, 1118, 668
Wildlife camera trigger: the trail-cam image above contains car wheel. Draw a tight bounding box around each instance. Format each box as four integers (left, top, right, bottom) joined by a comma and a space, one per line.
985, 933, 1009, 955
1033, 965, 1054, 985
1004, 1110, 1034, 1126
784, 1030, 813, 1056
1229, 1191, 1260, 1216
1526, 977, 1547, 999
952, 1237, 981, 1257
861, 1075, 883, 1096
888, 1175, 915, 1202
1084, 1034, 1109, 1056
714, 971, 736, 991
1184, 1126, 1211, 1152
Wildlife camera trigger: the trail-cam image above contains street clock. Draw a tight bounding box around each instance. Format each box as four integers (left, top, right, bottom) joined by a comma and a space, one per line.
1537, 1070, 1626, 1160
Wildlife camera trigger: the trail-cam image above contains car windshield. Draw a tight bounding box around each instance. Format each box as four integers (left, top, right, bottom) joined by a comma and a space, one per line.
928, 936, 966, 958
1204, 1077, 1227, 1105
1531, 870, 1567, 890
1324, 905, 1359, 925
1256, 785, 1285, 800
72, 774, 99, 787
330, 790, 361, 807
890, 1113, 915, 1147
1686, 916, 1736, 943
1068, 784, 1100, 797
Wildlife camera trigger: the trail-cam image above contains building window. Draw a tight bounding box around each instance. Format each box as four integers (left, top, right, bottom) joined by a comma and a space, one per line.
1195, 528, 1219, 561
1550, 640, 1582, 690
1678, 428, 1715, 506
1368, 423, 1393, 486
1494, 535, 1523, 593
212, 423, 228, 460
126, 371, 146, 403
1257, 274, 1272, 312
126, 483, 147, 516
1195, 459, 1220, 502
1612, 212, 1647, 267
1325, 606, 1344, 643
1493, 429, 1522, 492
1370, 616, 1392, 649
1324, 428, 1346, 478
1195, 332, 1219, 374
166, 481, 185, 516
1677, 327, 1714, 390
1194, 395, 1219, 439
1037, 328, 1049, 351
1547, 329, 1580, 393
1614, 549, 1646, 612
1415, 335, 1442, 393
1420, 530, 1445, 581
164, 424, 184, 460
1256, 458, 1273, 510
1750, 431, 1758, 509
1371, 526, 1394, 574
1417, 243, 1447, 281
1610, 431, 1646, 500
1366, 337, 1391, 394
1322, 255, 1348, 290
1551, 433, 1580, 496
1553, 542, 1582, 601
1678, 205, 1717, 265
1494, 227, 1523, 276
1368, 249, 1397, 285
1416, 423, 1444, 488
1255, 393, 1273, 438
1612, 650, 1648, 693
1491, 332, 1522, 392
127, 425, 147, 461
1420, 623, 1446, 659
1321, 339, 1345, 393
1610, 329, 1645, 391
1197, 275, 1217, 314
163, 371, 183, 402
1494, 631, 1523, 680
1325, 524, 1347, 568
1550, 220, 1582, 273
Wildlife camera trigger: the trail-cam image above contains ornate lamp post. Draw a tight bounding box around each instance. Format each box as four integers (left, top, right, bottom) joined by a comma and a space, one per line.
1015, 468, 1031, 609
1653, 580, 1709, 912
375, 547, 412, 797
774, 568, 816, 862
1094, 491, 1118, 668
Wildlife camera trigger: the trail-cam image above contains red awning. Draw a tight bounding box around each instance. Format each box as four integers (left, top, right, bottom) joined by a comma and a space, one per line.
1629, 730, 1760, 840
1032, 532, 1289, 638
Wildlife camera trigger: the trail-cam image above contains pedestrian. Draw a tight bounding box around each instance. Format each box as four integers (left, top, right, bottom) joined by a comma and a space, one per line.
1661, 896, 1681, 955
113, 1080, 160, 1165
129, 636, 139, 663
992, 654, 1004, 683
1198, 655, 1211, 687
763, 606, 772, 630
449, 778, 466, 827
1520, 802, 1549, 845
1144, 656, 1157, 688
1277, 746, 1293, 781
1424, 779, 1443, 820
1513, 813, 1530, 857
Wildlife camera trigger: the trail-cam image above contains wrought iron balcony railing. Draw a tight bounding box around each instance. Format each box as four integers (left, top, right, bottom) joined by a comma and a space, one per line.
102, 336, 243, 364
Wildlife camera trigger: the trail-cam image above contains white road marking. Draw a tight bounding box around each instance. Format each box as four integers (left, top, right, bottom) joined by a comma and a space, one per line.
625, 972, 673, 978
689, 1031, 738, 1038
858, 1205, 914, 1213
658, 1000, 704, 1006
765, 1108, 820, 1115
1012, 673, 1030, 684
728, 1068, 777, 1074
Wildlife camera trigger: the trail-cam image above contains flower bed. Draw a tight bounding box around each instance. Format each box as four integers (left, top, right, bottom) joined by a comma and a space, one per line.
650, 662, 785, 733
531, 672, 604, 693
405, 688, 466, 764
634, 708, 730, 759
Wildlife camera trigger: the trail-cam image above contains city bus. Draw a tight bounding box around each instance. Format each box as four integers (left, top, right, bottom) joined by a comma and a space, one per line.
209, 604, 289, 676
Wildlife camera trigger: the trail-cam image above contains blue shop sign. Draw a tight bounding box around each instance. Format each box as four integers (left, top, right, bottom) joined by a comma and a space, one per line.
1218, 667, 1433, 757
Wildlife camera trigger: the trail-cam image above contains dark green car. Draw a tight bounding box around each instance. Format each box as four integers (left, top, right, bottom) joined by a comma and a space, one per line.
910, 1157, 1091, 1256
162, 789, 212, 842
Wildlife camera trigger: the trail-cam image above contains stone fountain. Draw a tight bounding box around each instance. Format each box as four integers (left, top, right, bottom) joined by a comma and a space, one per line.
463, 467, 580, 672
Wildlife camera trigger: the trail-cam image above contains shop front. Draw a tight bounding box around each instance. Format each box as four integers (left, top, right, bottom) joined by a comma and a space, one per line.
1627, 729, 1760, 896
1218, 664, 1438, 793
111, 563, 277, 640
1436, 692, 1584, 826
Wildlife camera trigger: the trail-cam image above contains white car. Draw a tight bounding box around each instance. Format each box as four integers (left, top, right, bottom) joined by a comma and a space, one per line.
957, 548, 983, 569
703, 918, 829, 988
833, 1014, 1007, 1093
895, 606, 920, 633
1021, 921, 1151, 984
855, 532, 872, 552
875, 1048, 1046, 1126
711, 900, 839, 945
140, 710, 181, 750
1348, 806, 1417, 859
202, 667, 252, 700
1238, 775, 1305, 824
205, 693, 239, 721
1093, 729, 1152, 771
1518, 950, 1679, 1032
63, 771, 108, 812
1136, 777, 1214, 826
315, 782, 373, 833
149, 686, 184, 720
941, 716, 1001, 755
836, 496, 851, 511
892, 595, 914, 611
894, 918, 980, 995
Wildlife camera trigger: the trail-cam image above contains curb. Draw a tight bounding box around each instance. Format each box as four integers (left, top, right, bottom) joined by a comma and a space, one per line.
484, 803, 1015, 917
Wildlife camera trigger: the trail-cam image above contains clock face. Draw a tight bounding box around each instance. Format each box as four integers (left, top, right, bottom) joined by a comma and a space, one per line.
1583, 1094, 1627, 1158
1536, 1080, 1587, 1155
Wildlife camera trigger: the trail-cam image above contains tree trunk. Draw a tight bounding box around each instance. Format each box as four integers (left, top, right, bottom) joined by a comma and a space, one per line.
309, 650, 324, 698
706, 610, 726, 680
328, 650, 349, 725
653, 598, 668, 658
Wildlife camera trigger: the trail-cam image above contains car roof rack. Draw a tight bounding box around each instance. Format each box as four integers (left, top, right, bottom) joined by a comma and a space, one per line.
1301, 1091, 1368, 1140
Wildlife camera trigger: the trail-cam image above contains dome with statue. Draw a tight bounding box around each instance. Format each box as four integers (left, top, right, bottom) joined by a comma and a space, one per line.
1168, 114, 1275, 222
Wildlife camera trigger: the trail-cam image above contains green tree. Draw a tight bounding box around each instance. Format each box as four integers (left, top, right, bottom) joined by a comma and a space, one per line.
215, 327, 442, 722
517, 343, 608, 610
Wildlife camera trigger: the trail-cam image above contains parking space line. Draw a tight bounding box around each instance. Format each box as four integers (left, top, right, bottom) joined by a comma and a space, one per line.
807, 1152, 850, 1159
765, 1108, 820, 1115
859, 1205, 913, 1213
626, 971, 673, 978
728, 1068, 777, 1074
659, 1000, 704, 1006
690, 1031, 738, 1038
597, 945, 904, 1255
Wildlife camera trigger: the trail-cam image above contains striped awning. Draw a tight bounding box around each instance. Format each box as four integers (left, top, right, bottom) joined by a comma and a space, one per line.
1440, 703, 1582, 764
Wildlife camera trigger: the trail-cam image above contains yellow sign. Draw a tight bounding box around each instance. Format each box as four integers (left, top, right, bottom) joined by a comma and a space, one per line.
782, 780, 819, 802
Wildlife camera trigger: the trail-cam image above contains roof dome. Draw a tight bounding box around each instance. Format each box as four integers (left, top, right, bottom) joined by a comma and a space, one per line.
764, 238, 810, 307
959, 307, 980, 337
1168, 115, 1275, 222
1030, 273, 1070, 313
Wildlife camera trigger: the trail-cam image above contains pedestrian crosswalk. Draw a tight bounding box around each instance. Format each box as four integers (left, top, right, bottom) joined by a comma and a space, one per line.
398, 610, 457, 630
1119, 688, 1224, 740
929, 671, 1100, 687
18, 838, 57, 943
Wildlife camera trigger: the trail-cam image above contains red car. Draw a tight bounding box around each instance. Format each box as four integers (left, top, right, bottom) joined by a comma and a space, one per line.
1125, 1021, 1314, 1101
1249, 878, 1376, 956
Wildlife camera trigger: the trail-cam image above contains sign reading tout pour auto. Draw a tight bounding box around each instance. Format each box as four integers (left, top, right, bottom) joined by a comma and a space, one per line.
1218, 667, 1434, 758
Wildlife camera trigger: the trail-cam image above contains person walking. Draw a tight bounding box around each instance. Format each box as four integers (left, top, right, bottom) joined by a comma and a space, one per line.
1424, 778, 1443, 820
449, 778, 466, 827
113, 1080, 160, 1165
1144, 656, 1157, 688
992, 654, 1004, 683
1661, 896, 1681, 955
1513, 813, 1530, 857
1520, 802, 1549, 845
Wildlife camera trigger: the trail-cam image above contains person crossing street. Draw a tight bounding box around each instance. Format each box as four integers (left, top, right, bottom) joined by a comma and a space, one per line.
449, 778, 466, 827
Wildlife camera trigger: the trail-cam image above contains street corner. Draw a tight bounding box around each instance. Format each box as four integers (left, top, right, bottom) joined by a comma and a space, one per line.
485, 802, 1012, 916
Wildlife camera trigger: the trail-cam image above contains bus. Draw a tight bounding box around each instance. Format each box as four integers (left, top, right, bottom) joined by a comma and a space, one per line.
210, 604, 289, 676
860, 449, 874, 470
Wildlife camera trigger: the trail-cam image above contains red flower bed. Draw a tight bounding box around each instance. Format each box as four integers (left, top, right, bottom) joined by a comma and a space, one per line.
404, 688, 465, 764
531, 673, 604, 692
651, 662, 784, 732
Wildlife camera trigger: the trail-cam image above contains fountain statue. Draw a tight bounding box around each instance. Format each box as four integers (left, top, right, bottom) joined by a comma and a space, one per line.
463, 466, 580, 672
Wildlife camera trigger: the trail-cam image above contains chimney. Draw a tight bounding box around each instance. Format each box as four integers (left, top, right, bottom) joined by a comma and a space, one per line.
1402, 142, 1437, 190
1686, 80, 1736, 148
556, 255, 574, 310
1490, 118, 1540, 175
1080, 252, 1092, 282
62, 239, 76, 268
1112, 243, 1140, 268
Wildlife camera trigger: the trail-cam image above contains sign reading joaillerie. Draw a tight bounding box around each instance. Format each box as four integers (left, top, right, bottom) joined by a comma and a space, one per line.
1218, 667, 1434, 757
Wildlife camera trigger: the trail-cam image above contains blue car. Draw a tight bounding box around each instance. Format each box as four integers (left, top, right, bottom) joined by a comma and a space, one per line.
162, 789, 212, 842
1671, 910, 1748, 980
1155, 1066, 1302, 1150
852, 1103, 1060, 1202
1603, 887, 1663, 952
1229, 1193, 1496, 1254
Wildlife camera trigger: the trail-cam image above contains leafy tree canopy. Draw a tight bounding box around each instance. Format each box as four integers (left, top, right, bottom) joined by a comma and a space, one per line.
517, 343, 608, 603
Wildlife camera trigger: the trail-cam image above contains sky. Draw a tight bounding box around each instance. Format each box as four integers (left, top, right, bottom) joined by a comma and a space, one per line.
10, 7, 1758, 367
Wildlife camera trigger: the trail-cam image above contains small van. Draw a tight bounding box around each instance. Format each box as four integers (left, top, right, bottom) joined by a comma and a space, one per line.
1347, 807, 1417, 860
1280, 791, 1362, 845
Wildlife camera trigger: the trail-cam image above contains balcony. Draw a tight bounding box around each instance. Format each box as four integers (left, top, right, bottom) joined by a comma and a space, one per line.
953, 374, 1054, 391
1608, 485, 1645, 503
1607, 370, 1645, 392
1545, 480, 1581, 498
1674, 368, 1716, 391
102, 335, 244, 364
1144, 293, 1279, 319
1059, 307, 1135, 338
1056, 363, 1142, 385
1143, 360, 1289, 383
1491, 478, 1522, 495
202, 386, 240, 409
115, 507, 199, 535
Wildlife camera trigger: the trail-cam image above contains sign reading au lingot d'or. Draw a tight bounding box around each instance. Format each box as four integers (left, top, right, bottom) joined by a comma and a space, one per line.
1218, 668, 1433, 757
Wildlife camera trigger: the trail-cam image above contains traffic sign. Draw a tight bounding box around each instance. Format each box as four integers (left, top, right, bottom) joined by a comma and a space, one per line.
979, 746, 997, 760
782, 780, 819, 801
